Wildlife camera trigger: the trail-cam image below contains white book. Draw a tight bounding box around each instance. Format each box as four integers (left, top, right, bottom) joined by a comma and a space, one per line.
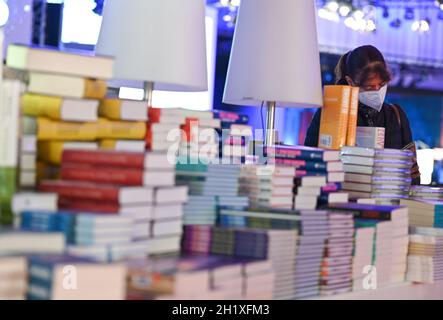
21, 135, 37, 153
0, 231, 65, 255
12, 192, 58, 214
19, 153, 36, 170
356, 126, 385, 149
154, 186, 189, 204
19, 171, 36, 188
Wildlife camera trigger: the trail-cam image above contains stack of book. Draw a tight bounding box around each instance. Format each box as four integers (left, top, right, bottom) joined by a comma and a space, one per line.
38, 149, 188, 256
20, 132, 37, 190
0, 79, 23, 225
327, 203, 409, 286
239, 165, 295, 209
182, 225, 212, 254
0, 256, 28, 300
27, 255, 126, 299
11, 192, 58, 228
409, 186, 443, 201
179, 116, 220, 160
98, 98, 148, 152
400, 199, 443, 228
264, 145, 347, 208
340, 146, 413, 200
218, 208, 328, 299
242, 259, 275, 300
320, 212, 354, 296
351, 226, 375, 291
406, 227, 443, 283
176, 159, 244, 226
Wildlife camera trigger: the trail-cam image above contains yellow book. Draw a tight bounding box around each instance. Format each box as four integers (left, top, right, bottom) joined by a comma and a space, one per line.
37, 118, 98, 141
84, 79, 108, 99
99, 139, 118, 149
99, 99, 148, 121
21, 94, 98, 122
97, 118, 147, 140
318, 85, 351, 150
37, 141, 99, 164
36, 161, 60, 183
345, 87, 360, 146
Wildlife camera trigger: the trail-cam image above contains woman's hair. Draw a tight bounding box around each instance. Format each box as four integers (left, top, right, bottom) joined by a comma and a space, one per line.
335, 45, 391, 85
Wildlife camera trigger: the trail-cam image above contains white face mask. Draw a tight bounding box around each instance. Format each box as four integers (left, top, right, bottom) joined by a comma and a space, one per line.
358, 84, 388, 112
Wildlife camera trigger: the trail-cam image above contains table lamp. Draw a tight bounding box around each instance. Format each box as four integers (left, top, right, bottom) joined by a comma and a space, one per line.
95, 0, 208, 106
223, 0, 323, 145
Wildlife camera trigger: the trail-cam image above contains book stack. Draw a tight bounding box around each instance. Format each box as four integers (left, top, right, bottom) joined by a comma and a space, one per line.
406, 227, 443, 283
98, 98, 148, 152
0, 256, 28, 300
318, 85, 359, 150
409, 186, 443, 201
176, 159, 244, 227
239, 165, 295, 209
320, 212, 354, 296
218, 208, 329, 299
38, 149, 189, 256
27, 255, 126, 300
11, 192, 58, 228
327, 203, 409, 286
214, 110, 252, 163
400, 199, 443, 228
351, 226, 375, 291
0, 80, 23, 225
264, 145, 347, 208
182, 225, 212, 254
242, 259, 275, 300
340, 146, 413, 200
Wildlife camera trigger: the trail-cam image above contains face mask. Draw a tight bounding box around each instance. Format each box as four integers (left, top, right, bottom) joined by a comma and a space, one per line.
358, 84, 388, 112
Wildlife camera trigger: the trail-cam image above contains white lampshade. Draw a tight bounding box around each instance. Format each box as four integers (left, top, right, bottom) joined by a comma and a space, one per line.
223, 0, 323, 108
96, 0, 208, 92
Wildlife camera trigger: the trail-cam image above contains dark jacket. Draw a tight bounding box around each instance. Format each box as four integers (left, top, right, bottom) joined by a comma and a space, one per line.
304, 102, 421, 184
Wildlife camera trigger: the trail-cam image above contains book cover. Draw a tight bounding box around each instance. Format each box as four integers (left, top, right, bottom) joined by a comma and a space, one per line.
37, 118, 97, 141
345, 87, 359, 146
356, 127, 385, 149
318, 85, 351, 149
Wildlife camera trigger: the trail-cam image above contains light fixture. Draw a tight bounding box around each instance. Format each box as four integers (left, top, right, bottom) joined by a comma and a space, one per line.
318, 7, 340, 22
404, 7, 415, 20
382, 6, 389, 19
0, 0, 9, 27
411, 19, 430, 33
338, 2, 352, 17
353, 9, 365, 20
326, 1, 339, 13
390, 18, 402, 28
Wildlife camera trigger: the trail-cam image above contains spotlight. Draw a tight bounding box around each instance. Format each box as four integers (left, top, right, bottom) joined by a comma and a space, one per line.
382, 6, 389, 19
338, 2, 352, 17
404, 7, 415, 20
318, 8, 340, 22
390, 18, 402, 28
366, 19, 376, 32
412, 19, 431, 33
353, 9, 365, 20
326, 1, 339, 13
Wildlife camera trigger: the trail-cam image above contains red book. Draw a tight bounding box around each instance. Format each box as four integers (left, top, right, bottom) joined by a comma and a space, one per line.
38, 180, 153, 204
61, 149, 174, 170
60, 163, 175, 186
58, 196, 120, 213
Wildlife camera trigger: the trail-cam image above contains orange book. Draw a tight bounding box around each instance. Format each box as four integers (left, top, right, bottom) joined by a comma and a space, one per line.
318, 85, 351, 150
345, 87, 360, 146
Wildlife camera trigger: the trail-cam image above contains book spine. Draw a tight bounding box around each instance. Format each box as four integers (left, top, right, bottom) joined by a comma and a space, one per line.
62, 150, 145, 168
37, 118, 97, 141
83, 79, 107, 99
346, 87, 359, 146
60, 164, 144, 185
97, 118, 146, 140
264, 147, 324, 161
38, 181, 120, 202
21, 94, 63, 120
98, 99, 122, 120
58, 197, 120, 213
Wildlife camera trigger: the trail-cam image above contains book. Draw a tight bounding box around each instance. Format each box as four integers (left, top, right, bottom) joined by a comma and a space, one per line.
37, 118, 97, 141
21, 94, 98, 122
356, 127, 385, 149
99, 99, 148, 121
60, 163, 175, 187
264, 145, 340, 162
37, 141, 98, 165
0, 230, 65, 255
318, 85, 351, 149
7, 44, 114, 79
12, 192, 58, 214
27, 73, 107, 99
38, 180, 154, 205
21, 135, 37, 153
27, 255, 126, 299
97, 118, 146, 140
99, 139, 146, 152
62, 150, 174, 170
345, 87, 359, 146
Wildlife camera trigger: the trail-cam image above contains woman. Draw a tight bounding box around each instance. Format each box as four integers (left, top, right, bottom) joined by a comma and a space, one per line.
304, 45, 420, 184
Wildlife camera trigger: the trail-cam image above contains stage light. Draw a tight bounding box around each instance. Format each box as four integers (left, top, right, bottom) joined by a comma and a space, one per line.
366, 19, 376, 32
338, 3, 352, 17
326, 1, 340, 13
353, 9, 364, 20
382, 6, 389, 19
404, 7, 414, 20
390, 18, 402, 28
318, 7, 340, 22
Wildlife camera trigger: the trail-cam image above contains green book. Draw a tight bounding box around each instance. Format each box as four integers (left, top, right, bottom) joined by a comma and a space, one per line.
0, 167, 17, 225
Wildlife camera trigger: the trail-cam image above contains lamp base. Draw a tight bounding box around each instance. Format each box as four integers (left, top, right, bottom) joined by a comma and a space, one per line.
265, 101, 276, 146
143, 81, 154, 105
